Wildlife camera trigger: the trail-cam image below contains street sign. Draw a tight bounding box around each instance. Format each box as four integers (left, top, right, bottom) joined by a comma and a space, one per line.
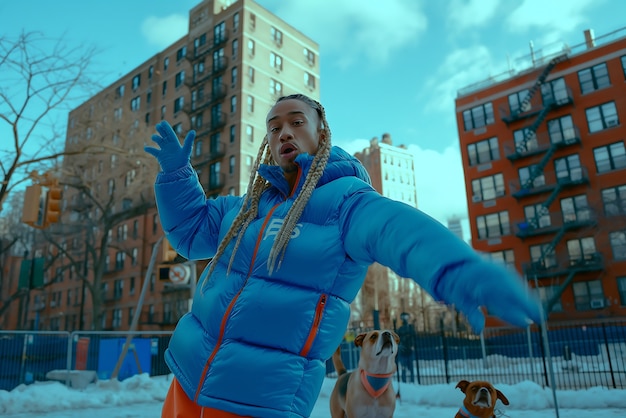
168, 264, 191, 284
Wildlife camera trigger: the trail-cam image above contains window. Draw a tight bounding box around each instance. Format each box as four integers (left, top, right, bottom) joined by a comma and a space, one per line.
249, 13, 256, 30
209, 162, 221, 188
161, 105, 166, 120
193, 61, 205, 81
232, 39, 239, 59
537, 286, 563, 312
578, 63, 610, 94
248, 66, 255, 84
116, 84, 125, 98
593, 141, 626, 173
229, 155, 235, 174
152, 214, 158, 234
513, 127, 537, 153
462, 102, 494, 131
540, 77, 568, 106
231, 66, 238, 87
304, 72, 315, 89
162, 80, 167, 96
175, 71, 185, 88
270, 52, 283, 72
247, 95, 254, 113
233, 12, 240, 32
618, 277, 626, 306
172, 123, 183, 135
609, 231, 626, 260
230, 95, 237, 113
476, 211, 510, 239
194, 140, 203, 157
214, 21, 226, 45
601, 185, 626, 216
246, 125, 253, 142
467, 137, 499, 165
530, 243, 557, 269
304, 48, 315, 66
128, 307, 134, 325
194, 34, 207, 54
114, 107, 122, 120
191, 114, 203, 130
508, 89, 530, 114
230, 125, 236, 143
270, 27, 283, 46
114, 279, 124, 299
146, 89, 152, 104
586, 101, 619, 132
547, 115, 577, 145
247, 39, 255, 57
573, 280, 604, 311
174, 96, 184, 113
567, 236, 597, 266
132, 74, 140, 91
130, 96, 141, 111
115, 251, 125, 270
270, 79, 282, 96
176, 46, 187, 61
148, 65, 154, 79
554, 154, 582, 183
560, 194, 590, 223
213, 48, 225, 72
486, 249, 515, 269
163, 57, 169, 71
518, 164, 545, 189
523, 203, 551, 230
471, 173, 504, 201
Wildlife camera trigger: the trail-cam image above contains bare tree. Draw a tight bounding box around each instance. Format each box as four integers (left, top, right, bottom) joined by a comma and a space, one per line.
0, 31, 110, 214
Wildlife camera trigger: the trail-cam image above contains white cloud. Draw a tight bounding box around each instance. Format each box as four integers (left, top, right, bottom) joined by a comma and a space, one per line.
423, 45, 502, 112
506, 0, 599, 34
447, 0, 501, 31
334, 138, 469, 226
141, 14, 188, 49
262, 0, 427, 68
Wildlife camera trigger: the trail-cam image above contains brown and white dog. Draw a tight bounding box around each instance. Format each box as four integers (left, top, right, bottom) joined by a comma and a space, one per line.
454, 380, 509, 418
330, 330, 400, 418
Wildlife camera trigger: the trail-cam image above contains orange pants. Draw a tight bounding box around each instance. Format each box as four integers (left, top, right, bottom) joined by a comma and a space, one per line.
162, 378, 249, 418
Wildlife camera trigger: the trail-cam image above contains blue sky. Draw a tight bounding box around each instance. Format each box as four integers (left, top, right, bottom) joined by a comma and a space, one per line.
2, 0, 624, 227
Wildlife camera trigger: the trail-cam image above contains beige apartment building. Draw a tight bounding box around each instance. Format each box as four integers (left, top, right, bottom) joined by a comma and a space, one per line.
15, 0, 320, 332
353, 135, 447, 332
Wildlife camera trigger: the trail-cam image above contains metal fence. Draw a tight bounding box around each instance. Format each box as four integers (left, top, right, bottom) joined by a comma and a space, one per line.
334, 318, 626, 390
1, 319, 625, 392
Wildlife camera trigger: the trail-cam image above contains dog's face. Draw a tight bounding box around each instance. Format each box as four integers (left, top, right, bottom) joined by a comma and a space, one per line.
354, 330, 400, 374
456, 380, 509, 417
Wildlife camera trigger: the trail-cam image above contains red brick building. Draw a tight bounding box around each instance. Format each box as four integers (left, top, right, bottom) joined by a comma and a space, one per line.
455, 28, 626, 323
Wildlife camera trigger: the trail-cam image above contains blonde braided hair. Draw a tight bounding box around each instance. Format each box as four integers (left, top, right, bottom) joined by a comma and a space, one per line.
202, 94, 332, 286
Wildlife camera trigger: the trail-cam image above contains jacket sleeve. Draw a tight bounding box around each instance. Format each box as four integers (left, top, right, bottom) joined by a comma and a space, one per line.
154, 165, 242, 260
340, 188, 483, 300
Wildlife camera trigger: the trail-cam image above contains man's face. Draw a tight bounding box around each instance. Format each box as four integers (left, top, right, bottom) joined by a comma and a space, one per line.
266, 99, 322, 175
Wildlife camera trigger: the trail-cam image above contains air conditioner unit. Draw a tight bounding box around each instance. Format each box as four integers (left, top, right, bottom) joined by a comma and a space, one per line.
50, 301, 57, 307
590, 299, 605, 309
606, 119, 617, 127
472, 195, 482, 203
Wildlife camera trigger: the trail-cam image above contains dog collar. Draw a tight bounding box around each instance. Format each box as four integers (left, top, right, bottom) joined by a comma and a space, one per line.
359, 369, 393, 398
457, 405, 494, 418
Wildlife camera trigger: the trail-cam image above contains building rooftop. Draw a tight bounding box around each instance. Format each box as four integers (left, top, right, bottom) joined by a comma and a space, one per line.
456, 26, 626, 98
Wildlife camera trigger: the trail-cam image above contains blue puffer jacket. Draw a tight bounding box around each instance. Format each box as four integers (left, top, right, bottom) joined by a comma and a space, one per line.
154, 147, 483, 417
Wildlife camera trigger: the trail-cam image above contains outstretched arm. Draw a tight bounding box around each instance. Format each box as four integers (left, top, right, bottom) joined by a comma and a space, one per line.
341, 190, 541, 333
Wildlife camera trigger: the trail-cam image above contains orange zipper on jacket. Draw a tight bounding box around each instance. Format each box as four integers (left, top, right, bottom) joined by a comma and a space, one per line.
193, 165, 303, 401
300, 293, 327, 357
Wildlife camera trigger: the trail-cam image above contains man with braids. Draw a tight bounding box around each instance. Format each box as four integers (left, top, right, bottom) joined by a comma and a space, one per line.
145, 93, 541, 418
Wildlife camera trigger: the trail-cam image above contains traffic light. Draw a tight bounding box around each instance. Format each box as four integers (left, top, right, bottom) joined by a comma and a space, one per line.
45, 185, 62, 225
162, 238, 178, 263
22, 185, 47, 228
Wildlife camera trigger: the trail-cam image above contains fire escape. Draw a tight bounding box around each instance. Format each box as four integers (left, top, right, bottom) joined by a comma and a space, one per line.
502, 54, 605, 314
185, 29, 230, 195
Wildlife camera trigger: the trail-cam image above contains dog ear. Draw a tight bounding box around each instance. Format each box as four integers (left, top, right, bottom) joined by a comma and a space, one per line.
455, 380, 470, 393
391, 331, 400, 344
496, 389, 509, 405
354, 333, 367, 347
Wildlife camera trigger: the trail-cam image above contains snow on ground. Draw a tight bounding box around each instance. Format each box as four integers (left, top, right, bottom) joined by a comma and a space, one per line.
1, 373, 625, 417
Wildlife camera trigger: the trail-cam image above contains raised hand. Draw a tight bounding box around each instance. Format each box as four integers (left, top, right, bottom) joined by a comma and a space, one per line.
145, 121, 196, 173
435, 261, 543, 333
